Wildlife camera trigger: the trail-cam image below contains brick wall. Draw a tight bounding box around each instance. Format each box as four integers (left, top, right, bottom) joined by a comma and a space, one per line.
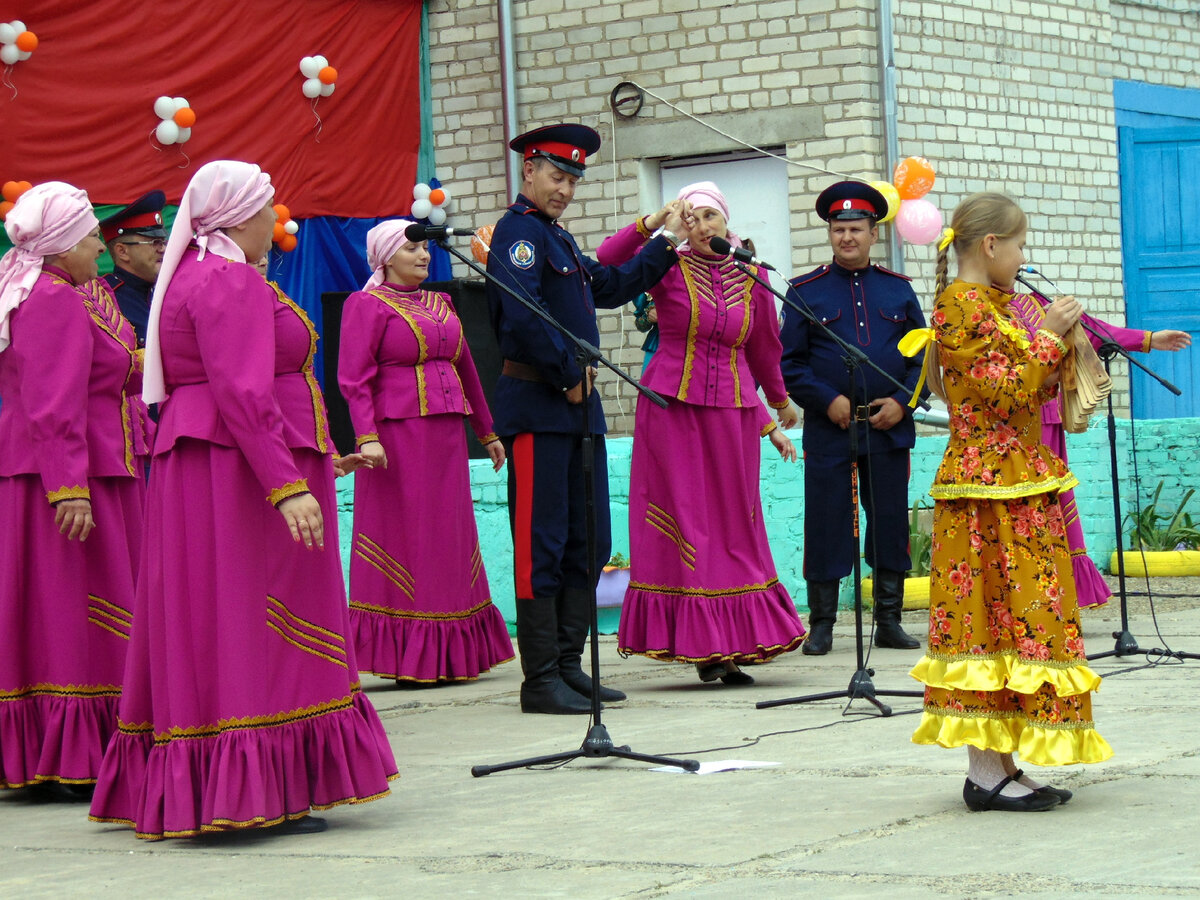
425, 0, 1198, 433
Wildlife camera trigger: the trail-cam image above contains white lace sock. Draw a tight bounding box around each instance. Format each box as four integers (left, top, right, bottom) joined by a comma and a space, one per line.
967, 747, 1034, 798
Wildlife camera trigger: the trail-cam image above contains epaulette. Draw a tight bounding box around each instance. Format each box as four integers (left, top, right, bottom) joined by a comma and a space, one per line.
788, 265, 829, 287
873, 264, 912, 282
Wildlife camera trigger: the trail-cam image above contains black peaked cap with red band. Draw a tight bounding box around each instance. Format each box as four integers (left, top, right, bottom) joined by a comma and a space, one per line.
510, 123, 601, 178
99, 190, 167, 242
815, 181, 888, 222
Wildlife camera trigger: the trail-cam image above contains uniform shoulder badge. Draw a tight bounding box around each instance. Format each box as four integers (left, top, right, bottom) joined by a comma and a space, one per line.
510, 240, 536, 269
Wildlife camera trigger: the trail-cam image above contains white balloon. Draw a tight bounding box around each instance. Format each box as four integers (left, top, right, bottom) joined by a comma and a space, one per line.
10, 20, 25, 34
435, 188, 452, 210
313, 55, 328, 69
428, 207, 447, 226
177, 127, 192, 143
412, 183, 431, 200
17, 50, 30, 61
299, 55, 320, 77
0, 43, 19, 65
284, 220, 299, 235
319, 82, 335, 97
410, 198, 433, 219
0, 24, 17, 44
155, 120, 180, 145
173, 96, 189, 111
301, 78, 322, 99
153, 96, 175, 119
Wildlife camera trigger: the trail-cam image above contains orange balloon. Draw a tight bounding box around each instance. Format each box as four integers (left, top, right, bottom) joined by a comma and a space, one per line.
471, 224, 494, 265
273, 203, 291, 221
17, 181, 32, 194
893, 156, 936, 200
318, 66, 337, 85
428, 188, 446, 206
273, 222, 287, 242
15, 31, 38, 53
0, 200, 13, 220
173, 107, 196, 128
278, 233, 298, 252
1, 182, 18, 202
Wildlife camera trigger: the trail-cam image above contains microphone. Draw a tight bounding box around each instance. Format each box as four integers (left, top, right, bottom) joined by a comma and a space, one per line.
404, 222, 475, 242
708, 236, 777, 271
1019, 266, 1064, 293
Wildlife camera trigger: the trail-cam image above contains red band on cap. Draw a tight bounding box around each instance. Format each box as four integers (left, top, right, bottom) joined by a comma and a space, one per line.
836, 198, 876, 214
524, 140, 587, 167
101, 211, 163, 242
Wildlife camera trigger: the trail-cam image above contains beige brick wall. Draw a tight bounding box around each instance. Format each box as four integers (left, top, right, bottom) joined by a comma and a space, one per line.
426, 0, 1198, 430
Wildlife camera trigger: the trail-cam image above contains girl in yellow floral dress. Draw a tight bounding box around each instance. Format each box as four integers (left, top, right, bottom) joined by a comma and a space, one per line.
909, 193, 1112, 812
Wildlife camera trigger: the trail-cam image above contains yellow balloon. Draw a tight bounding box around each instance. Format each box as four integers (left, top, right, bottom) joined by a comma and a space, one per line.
870, 180, 901, 224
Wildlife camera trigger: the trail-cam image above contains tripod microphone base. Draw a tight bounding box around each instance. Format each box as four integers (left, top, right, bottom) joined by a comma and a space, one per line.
757, 667, 922, 716
471, 723, 700, 777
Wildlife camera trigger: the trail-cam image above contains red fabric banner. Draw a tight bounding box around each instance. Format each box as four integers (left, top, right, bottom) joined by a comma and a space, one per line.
0, 1, 422, 218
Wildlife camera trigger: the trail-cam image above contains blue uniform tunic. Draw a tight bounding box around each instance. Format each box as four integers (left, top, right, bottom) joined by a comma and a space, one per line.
103, 265, 154, 347
780, 260, 927, 582
486, 194, 678, 600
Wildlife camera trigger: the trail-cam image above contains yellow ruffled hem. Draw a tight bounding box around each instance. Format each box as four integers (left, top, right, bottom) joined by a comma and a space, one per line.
910, 653, 1101, 698
912, 711, 1113, 767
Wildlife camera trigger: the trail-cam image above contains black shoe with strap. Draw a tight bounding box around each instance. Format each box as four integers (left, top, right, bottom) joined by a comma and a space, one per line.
963, 776, 1060, 812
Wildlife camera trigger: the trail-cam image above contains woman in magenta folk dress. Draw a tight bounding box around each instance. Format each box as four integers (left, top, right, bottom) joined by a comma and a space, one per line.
339, 220, 513, 685
90, 161, 397, 840
603, 182, 805, 685
0, 183, 151, 800
1008, 290, 1190, 609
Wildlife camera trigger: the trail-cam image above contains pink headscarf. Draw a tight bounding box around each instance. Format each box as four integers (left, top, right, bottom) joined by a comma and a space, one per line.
362, 218, 418, 290
677, 180, 742, 250
0, 181, 98, 352
143, 160, 274, 403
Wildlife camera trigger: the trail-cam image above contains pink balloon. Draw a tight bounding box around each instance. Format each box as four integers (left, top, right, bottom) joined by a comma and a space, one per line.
894, 198, 943, 244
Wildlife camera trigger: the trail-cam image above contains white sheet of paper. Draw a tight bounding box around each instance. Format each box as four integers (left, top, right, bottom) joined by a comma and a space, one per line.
648, 760, 781, 775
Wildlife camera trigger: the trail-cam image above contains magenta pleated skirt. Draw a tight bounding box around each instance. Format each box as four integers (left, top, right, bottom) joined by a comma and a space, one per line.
89, 441, 397, 839
1042, 420, 1112, 609
0, 474, 143, 788
618, 399, 805, 664
348, 415, 514, 683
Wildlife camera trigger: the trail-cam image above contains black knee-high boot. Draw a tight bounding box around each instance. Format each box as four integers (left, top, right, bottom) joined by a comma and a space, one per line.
516, 598, 591, 714
557, 588, 626, 702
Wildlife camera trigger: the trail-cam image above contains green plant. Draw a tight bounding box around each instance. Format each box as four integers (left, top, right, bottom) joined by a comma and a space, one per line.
605, 552, 629, 569
907, 500, 933, 577
1125, 482, 1200, 551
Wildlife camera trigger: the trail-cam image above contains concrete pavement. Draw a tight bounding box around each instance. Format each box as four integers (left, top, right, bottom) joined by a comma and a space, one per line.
3, 581, 1199, 898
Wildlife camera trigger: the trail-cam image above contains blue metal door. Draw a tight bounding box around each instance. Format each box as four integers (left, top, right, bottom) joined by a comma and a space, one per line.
1118, 125, 1200, 418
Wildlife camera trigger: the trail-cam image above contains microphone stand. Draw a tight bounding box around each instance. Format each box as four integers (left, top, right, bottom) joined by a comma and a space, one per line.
434, 237, 700, 776
1016, 273, 1198, 662
739, 264, 928, 716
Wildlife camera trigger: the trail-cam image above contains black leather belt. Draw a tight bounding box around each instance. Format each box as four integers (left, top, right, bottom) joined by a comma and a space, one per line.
502, 359, 546, 383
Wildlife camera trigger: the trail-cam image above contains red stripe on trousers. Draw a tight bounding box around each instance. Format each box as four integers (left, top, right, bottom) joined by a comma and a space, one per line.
513, 433, 535, 599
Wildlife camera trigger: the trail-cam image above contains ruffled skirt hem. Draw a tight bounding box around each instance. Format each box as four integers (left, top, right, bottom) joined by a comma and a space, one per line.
0, 693, 119, 788
911, 710, 1114, 767
617, 583, 806, 664
349, 603, 514, 683
88, 693, 397, 840
910, 652, 1102, 698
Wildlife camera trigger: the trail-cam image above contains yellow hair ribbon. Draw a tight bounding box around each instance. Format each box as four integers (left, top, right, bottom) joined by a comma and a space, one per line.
937, 227, 955, 252
898, 327, 936, 407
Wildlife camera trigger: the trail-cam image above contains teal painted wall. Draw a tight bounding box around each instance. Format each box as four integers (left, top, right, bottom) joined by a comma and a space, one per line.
336, 417, 1200, 629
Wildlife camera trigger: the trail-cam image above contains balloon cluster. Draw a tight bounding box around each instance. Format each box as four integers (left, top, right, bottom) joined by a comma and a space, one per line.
153, 96, 196, 146
888, 156, 942, 244
299, 55, 337, 99
271, 203, 299, 252
411, 183, 451, 225
0, 179, 33, 220
0, 20, 36, 67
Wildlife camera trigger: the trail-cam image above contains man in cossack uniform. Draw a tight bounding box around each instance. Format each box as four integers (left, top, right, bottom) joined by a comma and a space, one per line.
100, 190, 167, 346
486, 123, 683, 714
781, 181, 927, 655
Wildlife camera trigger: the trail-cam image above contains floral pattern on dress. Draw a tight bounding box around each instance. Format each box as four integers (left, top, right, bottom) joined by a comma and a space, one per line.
910, 282, 1112, 767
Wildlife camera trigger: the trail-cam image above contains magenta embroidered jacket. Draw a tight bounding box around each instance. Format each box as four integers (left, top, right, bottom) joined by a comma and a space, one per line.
152, 249, 330, 505
0, 266, 153, 502
596, 220, 789, 430
1008, 290, 1150, 426
338, 283, 497, 447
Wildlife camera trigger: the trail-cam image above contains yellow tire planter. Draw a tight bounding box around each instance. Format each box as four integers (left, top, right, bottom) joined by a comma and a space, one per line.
860, 575, 932, 611
1109, 550, 1200, 578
